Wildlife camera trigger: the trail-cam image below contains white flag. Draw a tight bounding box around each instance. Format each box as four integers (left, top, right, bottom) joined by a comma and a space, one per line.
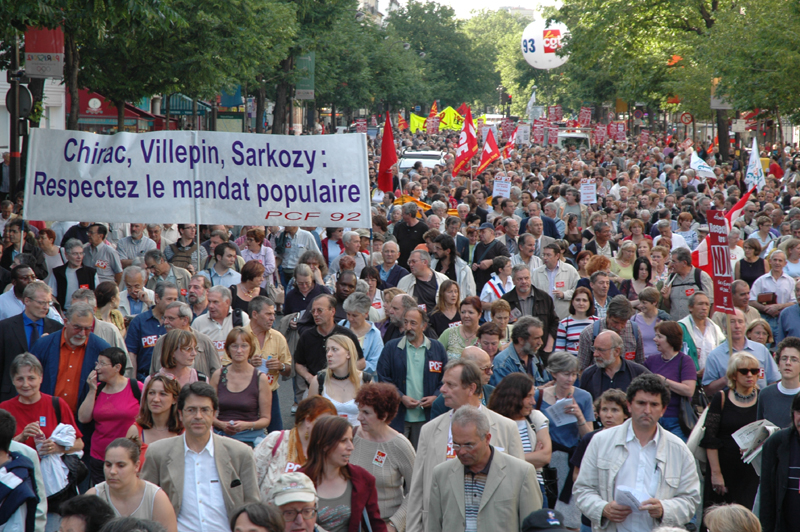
744, 137, 766, 191
690, 149, 716, 179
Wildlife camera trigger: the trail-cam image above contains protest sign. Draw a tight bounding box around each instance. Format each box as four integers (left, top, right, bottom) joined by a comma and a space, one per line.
355, 119, 367, 133
492, 175, 512, 198
548, 105, 562, 122
516, 124, 531, 145
708, 210, 734, 314
427, 116, 441, 135
580, 179, 597, 204
25, 129, 371, 227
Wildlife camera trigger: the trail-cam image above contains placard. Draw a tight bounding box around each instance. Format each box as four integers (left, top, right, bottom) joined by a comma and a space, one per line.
492, 175, 512, 198
355, 119, 367, 133
580, 179, 597, 204
25, 129, 371, 227
708, 210, 734, 314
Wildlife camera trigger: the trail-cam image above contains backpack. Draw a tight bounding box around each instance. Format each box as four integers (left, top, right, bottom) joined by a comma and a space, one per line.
96, 376, 142, 402
316, 370, 373, 395
592, 319, 639, 349
667, 267, 703, 291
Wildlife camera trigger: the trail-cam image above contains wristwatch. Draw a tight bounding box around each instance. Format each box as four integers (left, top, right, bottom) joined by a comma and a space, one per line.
281, 363, 286, 372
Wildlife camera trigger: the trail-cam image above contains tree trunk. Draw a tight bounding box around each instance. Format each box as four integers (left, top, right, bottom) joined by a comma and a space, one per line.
256, 82, 266, 134
116, 100, 125, 132
65, 34, 80, 131
331, 103, 336, 133
272, 56, 295, 136
192, 99, 198, 130
716, 109, 730, 161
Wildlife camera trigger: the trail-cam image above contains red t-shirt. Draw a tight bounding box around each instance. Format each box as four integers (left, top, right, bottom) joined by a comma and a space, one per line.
0, 394, 83, 449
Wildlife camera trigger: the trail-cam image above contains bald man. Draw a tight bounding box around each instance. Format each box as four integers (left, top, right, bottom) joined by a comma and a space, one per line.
429, 346, 496, 419
578, 330, 650, 400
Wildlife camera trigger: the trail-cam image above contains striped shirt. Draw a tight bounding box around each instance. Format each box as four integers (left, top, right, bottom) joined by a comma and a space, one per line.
556, 316, 600, 353
464, 447, 495, 532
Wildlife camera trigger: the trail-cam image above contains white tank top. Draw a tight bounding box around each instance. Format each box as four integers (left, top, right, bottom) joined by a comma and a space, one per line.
323, 387, 360, 427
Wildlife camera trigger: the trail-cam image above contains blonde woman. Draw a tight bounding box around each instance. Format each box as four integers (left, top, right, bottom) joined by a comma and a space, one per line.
308, 334, 370, 426
610, 240, 637, 280
700, 352, 761, 510
704, 504, 761, 532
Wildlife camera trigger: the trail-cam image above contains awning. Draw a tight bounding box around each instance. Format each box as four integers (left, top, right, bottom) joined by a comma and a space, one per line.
164, 94, 212, 116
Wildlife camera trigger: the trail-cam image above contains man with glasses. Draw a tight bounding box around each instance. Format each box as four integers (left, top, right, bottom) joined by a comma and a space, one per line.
30, 302, 112, 414
579, 330, 650, 400
0, 281, 63, 401
429, 346, 496, 419
141, 382, 259, 532
266, 472, 322, 532
165, 224, 208, 274
192, 285, 250, 363
48, 239, 98, 311
703, 308, 780, 396
0, 264, 62, 322
295, 270, 358, 335
757, 337, 800, 428
144, 249, 191, 302
734, 202, 759, 240
406, 359, 524, 532
83, 223, 123, 284
398, 250, 449, 314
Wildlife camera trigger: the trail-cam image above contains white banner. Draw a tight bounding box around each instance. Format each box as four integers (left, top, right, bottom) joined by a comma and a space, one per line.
745, 137, 766, 192
25, 129, 371, 227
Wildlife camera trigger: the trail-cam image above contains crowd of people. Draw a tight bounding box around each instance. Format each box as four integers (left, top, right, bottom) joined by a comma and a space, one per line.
0, 132, 798, 532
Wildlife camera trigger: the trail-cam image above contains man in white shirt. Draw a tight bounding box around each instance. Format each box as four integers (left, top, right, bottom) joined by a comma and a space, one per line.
678, 292, 724, 374
654, 220, 689, 250
510, 234, 543, 276
141, 382, 259, 532
531, 243, 579, 319
328, 231, 369, 279
192, 285, 249, 362
750, 249, 796, 333
276, 226, 320, 287
574, 374, 700, 532
199, 242, 241, 288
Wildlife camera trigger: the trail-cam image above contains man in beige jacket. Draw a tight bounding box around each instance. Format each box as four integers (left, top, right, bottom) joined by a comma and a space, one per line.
427, 405, 541, 532
405, 359, 524, 532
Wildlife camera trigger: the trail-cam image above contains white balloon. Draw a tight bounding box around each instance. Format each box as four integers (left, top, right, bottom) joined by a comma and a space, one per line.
520, 21, 569, 70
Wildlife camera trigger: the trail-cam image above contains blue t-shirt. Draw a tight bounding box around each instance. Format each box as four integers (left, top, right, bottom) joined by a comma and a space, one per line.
644, 352, 697, 417
535, 387, 595, 449
702, 340, 779, 390
125, 310, 167, 381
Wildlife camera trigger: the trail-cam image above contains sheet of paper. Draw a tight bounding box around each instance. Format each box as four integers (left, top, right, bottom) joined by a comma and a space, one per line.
615, 485, 649, 511
545, 398, 578, 427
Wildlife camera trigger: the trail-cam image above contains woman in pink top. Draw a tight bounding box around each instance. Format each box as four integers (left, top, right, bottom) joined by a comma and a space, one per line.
78, 347, 143, 484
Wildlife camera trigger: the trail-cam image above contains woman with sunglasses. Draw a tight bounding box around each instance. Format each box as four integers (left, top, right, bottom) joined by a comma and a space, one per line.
700, 352, 761, 510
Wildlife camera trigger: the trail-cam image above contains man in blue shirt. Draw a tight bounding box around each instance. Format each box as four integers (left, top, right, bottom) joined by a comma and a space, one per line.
703, 308, 780, 396
775, 279, 800, 344
126, 281, 179, 380
491, 315, 552, 387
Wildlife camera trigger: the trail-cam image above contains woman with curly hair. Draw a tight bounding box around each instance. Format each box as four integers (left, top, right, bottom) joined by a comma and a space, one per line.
488, 373, 552, 506
575, 254, 622, 297
351, 383, 416, 532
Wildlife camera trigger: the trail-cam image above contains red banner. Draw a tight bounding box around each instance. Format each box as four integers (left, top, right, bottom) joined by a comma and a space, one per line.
708, 210, 734, 314
640, 129, 650, 147
532, 124, 545, 145
578, 106, 592, 127
500, 117, 514, 140
548, 125, 559, 145
548, 105, 562, 122
426, 116, 440, 135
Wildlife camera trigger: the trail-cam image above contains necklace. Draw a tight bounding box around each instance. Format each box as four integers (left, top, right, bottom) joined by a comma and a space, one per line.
733, 388, 757, 402
331, 371, 350, 381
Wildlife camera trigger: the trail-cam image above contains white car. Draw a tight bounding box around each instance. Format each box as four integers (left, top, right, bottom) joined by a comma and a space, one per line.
398, 150, 446, 172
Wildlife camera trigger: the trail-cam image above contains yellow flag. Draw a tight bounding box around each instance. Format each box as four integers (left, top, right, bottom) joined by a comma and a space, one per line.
438, 106, 464, 130
409, 113, 427, 133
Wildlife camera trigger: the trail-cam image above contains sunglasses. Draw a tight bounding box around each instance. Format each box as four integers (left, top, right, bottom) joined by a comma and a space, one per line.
737, 368, 760, 376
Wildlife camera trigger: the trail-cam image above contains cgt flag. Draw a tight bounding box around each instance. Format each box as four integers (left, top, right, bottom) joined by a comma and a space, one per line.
452, 106, 478, 177
377, 113, 397, 192
502, 127, 517, 159
397, 113, 409, 131
477, 129, 500, 174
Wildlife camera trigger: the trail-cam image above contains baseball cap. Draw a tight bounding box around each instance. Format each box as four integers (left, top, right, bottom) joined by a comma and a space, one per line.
521, 509, 569, 532
479, 222, 495, 231
356, 228, 371, 239
266, 472, 317, 506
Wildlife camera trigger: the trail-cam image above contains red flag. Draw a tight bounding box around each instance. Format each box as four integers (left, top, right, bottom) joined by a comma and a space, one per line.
378, 113, 397, 192
456, 103, 468, 116
428, 101, 439, 118
397, 113, 409, 131
502, 127, 518, 158
477, 130, 500, 174
692, 186, 756, 277
452, 107, 478, 177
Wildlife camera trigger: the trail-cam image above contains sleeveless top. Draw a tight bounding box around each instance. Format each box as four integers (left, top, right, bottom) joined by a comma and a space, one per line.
96, 480, 161, 520
739, 258, 766, 287
217, 366, 260, 422
322, 385, 360, 427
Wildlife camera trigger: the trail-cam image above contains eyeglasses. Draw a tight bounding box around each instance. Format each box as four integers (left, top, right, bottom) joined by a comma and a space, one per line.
95, 361, 111, 368
183, 406, 214, 416
479, 364, 494, 374
69, 325, 92, 333
737, 368, 760, 376
451, 442, 477, 451
27, 298, 51, 307
281, 508, 317, 521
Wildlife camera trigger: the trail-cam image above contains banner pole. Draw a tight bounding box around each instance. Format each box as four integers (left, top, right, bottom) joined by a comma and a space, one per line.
193, 131, 201, 275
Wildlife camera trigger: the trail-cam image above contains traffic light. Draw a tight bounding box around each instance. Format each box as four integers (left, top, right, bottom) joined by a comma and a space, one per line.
507, 94, 513, 105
